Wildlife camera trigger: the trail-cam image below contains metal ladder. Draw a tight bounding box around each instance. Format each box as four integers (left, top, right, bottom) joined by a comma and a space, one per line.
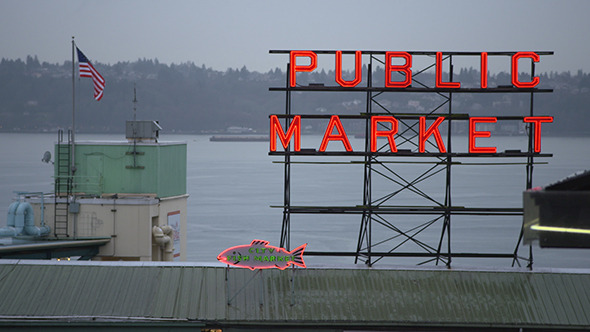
54, 129, 72, 237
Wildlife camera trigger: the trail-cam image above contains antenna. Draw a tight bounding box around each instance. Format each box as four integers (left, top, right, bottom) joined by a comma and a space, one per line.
133, 83, 137, 122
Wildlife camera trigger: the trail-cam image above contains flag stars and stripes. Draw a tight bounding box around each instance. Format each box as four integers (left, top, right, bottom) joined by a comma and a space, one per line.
76, 47, 105, 101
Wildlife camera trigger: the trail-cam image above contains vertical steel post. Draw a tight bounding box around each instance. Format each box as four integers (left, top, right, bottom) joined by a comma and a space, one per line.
365, 59, 373, 266
356, 58, 373, 265
225, 265, 230, 305
526, 59, 537, 269
280, 63, 292, 250
71, 37, 76, 176
435, 55, 454, 267
526, 62, 536, 190
445, 56, 454, 267
513, 59, 536, 269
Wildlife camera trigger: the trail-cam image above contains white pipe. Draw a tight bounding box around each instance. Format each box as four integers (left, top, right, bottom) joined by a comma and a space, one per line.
0, 202, 19, 237
18, 202, 34, 235
0, 227, 16, 237
7, 202, 20, 232
1, 201, 50, 237
161, 225, 174, 261
152, 225, 174, 261
152, 226, 168, 245
17, 202, 50, 237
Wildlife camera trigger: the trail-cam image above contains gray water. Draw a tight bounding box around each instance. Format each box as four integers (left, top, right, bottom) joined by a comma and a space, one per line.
1, 132, 589, 269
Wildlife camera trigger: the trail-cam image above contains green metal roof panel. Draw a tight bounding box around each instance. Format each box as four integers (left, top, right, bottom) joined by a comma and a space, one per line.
0, 261, 589, 330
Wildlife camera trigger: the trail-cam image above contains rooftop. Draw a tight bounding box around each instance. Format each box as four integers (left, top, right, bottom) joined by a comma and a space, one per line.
0, 260, 589, 330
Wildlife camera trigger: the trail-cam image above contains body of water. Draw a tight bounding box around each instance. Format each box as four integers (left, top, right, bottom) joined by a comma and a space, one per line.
0, 132, 589, 269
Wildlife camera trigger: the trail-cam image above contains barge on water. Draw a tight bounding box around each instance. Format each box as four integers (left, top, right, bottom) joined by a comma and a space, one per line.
209, 135, 267, 142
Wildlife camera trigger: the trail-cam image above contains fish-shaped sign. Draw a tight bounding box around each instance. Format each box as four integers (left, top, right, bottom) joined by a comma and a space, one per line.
217, 240, 307, 270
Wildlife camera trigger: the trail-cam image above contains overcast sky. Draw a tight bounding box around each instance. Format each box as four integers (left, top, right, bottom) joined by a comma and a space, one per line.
1, 0, 589, 73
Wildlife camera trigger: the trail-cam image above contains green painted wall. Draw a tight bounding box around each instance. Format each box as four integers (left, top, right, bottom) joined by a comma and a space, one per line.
55, 141, 186, 198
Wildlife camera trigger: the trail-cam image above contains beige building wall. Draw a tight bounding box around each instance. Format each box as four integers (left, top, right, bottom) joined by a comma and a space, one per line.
28, 194, 188, 261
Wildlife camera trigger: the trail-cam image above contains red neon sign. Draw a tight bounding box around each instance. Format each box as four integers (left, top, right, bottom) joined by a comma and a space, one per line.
273, 50, 552, 154
524, 116, 553, 152
286, 50, 543, 89
270, 114, 301, 151
371, 116, 398, 152
385, 52, 412, 88
270, 115, 553, 154
320, 115, 353, 152
290, 51, 317, 87
512, 52, 540, 88
480, 52, 488, 89
419, 117, 446, 153
217, 240, 307, 270
335, 50, 362, 87
469, 117, 498, 153
436, 52, 461, 88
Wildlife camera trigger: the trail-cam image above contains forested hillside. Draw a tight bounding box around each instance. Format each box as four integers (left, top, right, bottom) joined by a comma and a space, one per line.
1, 56, 588, 135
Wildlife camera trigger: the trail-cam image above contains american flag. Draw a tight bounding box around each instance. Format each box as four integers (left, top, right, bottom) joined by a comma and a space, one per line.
76, 47, 105, 101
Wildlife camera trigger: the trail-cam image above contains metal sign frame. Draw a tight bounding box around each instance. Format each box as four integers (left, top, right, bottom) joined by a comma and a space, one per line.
269, 50, 553, 268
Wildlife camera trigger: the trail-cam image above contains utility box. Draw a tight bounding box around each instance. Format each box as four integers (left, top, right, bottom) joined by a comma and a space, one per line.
126, 120, 162, 142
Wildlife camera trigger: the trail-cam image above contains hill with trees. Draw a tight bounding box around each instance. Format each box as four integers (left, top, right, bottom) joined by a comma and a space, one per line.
0, 56, 588, 135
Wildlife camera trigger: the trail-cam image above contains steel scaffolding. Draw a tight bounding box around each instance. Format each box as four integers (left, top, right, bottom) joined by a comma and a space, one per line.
269, 50, 553, 268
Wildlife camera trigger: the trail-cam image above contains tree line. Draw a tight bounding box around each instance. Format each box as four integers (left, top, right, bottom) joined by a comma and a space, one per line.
0, 56, 588, 135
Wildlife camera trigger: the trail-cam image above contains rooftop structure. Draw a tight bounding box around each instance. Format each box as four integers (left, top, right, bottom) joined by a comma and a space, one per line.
0, 122, 188, 261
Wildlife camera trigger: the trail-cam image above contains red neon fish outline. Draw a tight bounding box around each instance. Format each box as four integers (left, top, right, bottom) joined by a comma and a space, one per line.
217, 239, 307, 270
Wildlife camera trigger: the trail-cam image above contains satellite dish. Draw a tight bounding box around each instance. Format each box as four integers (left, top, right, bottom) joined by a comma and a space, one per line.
42, 151, 53, 164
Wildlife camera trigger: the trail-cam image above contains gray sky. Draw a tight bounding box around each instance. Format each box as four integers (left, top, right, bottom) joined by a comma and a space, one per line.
1, 0, 589, 73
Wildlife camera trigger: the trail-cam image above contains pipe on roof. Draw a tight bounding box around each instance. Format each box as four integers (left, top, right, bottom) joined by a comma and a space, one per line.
0, 202, 20, 237
161, 225, 174, 261
0, 202, 50, 238
0, 226, 17, 237
18, 202, 50, 237
7, 202, 19, 230
152, 225, 174, 261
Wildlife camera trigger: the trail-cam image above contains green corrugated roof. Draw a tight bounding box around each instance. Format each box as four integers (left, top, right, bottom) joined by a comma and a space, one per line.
0, 260, 589, 330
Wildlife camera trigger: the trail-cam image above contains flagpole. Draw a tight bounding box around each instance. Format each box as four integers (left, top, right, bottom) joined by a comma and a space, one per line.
71, 36, 76, 175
